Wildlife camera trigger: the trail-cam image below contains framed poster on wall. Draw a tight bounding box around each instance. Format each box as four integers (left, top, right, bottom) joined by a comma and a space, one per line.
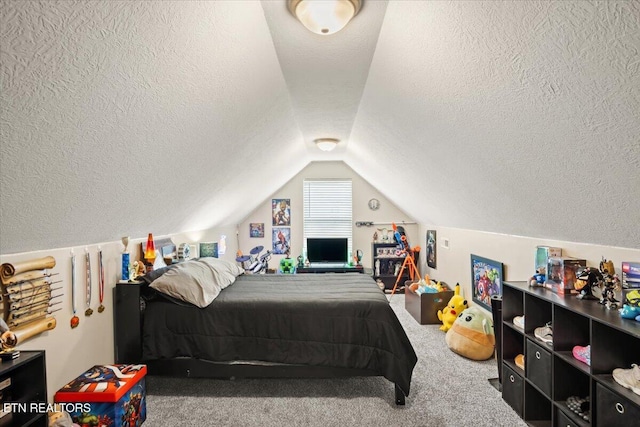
426, 230, 437, 269
199, 242, 218, 258
470, 254, 503, 312
272, 227, 291, 255
272, 199, 291, 226
249, 223, 265, 238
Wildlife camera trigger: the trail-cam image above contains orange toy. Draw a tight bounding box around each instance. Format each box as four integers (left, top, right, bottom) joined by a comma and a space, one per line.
390, 223, 421, 296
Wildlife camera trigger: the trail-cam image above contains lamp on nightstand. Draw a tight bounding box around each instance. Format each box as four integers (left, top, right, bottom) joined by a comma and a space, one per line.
144, 233, 156, 271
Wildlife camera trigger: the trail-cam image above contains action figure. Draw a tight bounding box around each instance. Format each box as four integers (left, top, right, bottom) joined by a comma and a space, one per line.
599, 257, 620, 309
599, 274, 620, 309
575, 267, 602, 300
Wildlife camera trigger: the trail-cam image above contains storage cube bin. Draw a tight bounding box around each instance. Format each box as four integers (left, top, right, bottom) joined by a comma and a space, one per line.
502, 364, 524, 416
596, 382, 640, 427
526, 339, 552, 397
404, 282, 453, 324
54, 364, 147, 426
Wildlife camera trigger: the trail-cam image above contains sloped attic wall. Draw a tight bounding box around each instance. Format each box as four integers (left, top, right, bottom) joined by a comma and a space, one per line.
2, 1, 638, 257
0, 0, 310, 255
345, 0, 640, 249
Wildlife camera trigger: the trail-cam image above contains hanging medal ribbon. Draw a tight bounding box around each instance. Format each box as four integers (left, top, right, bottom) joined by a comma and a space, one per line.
70, 251, 79, 328
98, 248, 105, 313
85, 249, 93, 316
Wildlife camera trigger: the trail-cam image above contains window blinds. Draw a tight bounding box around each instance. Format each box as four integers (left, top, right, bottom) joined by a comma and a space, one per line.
303, 179, 353, 255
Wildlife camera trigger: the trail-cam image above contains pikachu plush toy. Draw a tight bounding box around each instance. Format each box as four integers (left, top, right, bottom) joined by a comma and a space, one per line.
437, 283, 468, 332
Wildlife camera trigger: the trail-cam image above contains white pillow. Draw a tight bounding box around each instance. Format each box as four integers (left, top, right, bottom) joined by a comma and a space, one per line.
197, 257, 244, 288
149, 258, 243, 308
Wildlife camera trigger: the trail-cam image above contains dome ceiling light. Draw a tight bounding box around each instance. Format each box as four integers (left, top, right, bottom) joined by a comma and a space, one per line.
314, 138, 340, 151
288, 0, 362, 35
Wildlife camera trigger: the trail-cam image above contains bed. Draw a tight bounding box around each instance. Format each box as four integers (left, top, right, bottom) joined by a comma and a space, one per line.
123, 258, 417, 405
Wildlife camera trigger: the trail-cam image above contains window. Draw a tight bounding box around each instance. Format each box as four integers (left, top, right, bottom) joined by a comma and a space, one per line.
303, 179, 352, 258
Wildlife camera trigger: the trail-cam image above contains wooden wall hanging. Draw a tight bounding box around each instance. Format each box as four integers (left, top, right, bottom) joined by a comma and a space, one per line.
1, 256, 60, 349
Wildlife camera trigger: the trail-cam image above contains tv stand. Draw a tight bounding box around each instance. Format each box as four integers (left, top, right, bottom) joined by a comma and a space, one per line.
296, 265, 364, 274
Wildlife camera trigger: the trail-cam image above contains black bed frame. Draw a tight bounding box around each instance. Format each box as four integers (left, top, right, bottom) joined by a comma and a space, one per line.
146, 358, 406, 405
114, 282, 406, 405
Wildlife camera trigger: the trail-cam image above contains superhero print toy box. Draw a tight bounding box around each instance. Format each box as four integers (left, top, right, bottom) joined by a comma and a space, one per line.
54, 364, 147, 426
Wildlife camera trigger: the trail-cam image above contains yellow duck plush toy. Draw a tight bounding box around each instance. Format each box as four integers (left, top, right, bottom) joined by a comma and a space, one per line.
437, 283, 468, 332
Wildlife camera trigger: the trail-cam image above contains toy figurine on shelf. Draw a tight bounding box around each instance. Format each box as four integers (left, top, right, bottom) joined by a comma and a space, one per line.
131, 261, 145, 279
279, 252, 295, 274
600, 278, 620, 309
620, 304, 640, 320
621, 289, 640, 322
529, 268, 546, 287
597, 257, 621, 309
575, 267, 602, 301
599, 257, 615, 276
354, 249, 363, 267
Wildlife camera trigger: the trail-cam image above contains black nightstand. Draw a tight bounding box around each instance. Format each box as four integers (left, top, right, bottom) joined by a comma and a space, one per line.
114, 281, 144, 364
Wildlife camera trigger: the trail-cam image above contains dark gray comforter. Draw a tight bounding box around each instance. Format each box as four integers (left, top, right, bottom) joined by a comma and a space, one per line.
141, 273, 417, 394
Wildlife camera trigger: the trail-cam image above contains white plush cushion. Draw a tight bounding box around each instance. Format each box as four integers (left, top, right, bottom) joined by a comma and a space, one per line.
149, 258, 243, 308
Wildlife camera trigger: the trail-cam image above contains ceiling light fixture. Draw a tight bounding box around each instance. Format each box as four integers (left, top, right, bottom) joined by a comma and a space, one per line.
288, 0, 362, 35
314, 138, 340, 151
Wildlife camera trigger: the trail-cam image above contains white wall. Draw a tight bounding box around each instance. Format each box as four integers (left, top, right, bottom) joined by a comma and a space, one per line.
419, 224, 640, 313
238, 161, 419, 269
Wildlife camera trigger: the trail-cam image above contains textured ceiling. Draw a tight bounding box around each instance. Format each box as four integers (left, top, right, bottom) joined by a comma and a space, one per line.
0, 0, 309, 253
1, 0, 639, 254
346, 0, 640, 248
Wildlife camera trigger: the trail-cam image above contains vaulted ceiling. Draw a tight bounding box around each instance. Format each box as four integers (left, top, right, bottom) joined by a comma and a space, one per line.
1, 0, 639, 254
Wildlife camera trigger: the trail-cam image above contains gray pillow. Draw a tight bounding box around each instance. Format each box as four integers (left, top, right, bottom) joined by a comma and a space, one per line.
149, 258, 244, 308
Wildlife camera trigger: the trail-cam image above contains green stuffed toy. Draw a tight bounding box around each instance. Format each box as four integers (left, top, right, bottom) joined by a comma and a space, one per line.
445, 306, 495, 361
279, 257, 295, 274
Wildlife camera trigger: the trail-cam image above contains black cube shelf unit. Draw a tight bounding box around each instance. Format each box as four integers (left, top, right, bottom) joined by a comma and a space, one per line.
0, 350, 47, 427
372, 242, 410, 293
501, 281, 640, 427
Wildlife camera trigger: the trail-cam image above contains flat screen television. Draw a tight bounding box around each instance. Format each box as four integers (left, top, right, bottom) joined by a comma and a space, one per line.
306, 238, 348, 263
